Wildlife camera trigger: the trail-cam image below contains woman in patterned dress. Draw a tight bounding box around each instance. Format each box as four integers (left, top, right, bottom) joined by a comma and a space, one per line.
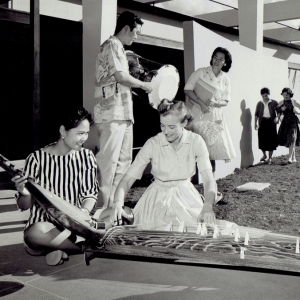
276, 87, 300, 163
184, 47, 236, 202
110, 100, 217, 230
12, 107, 99, 265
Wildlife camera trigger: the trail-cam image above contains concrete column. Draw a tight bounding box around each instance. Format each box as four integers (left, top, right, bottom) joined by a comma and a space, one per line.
82, 0, 117, 151
238, 0, 264, 52
183, 21, 196, 83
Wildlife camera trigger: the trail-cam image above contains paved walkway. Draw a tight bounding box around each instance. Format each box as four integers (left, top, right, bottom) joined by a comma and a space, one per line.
1, 190, 300, 300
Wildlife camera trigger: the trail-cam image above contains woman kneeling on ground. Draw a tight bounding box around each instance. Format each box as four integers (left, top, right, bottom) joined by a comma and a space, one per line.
12, 107, 99, 266
110, 99, 217, 230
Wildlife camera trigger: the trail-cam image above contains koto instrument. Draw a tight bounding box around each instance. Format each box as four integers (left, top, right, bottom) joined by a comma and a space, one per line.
84, 222, 300, 272
126, 51, 180, 109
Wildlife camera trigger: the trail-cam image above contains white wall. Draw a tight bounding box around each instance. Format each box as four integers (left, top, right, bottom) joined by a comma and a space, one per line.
183, 21, 289, 180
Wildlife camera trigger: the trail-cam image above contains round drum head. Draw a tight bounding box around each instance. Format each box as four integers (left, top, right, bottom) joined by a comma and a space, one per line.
148, 65, 179, 109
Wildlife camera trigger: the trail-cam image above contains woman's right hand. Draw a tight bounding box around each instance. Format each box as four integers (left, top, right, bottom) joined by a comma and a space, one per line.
11, 175, 30, 196
141, 82, 153, 93
110, 201, 123, 226
110, 201, 134, 226
274, 117, 279, 124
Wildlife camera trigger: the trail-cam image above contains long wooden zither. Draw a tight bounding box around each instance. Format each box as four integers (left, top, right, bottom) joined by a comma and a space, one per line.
84, 224, 300, 272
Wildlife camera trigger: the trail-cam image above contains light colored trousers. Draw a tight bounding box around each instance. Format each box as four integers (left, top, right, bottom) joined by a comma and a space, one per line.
95, 120, 133, 208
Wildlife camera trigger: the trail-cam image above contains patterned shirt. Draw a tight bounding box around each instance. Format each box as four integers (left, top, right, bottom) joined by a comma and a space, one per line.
94, 36, 133, 124
21, 146, 99, 229
127, 129, 212, 181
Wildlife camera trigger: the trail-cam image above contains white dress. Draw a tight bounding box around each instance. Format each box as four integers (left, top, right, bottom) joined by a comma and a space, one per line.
127, 130, 212, 230
185, 66, 236, 161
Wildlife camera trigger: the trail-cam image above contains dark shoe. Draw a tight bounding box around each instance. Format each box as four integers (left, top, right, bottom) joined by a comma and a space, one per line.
214, 192, 223, 204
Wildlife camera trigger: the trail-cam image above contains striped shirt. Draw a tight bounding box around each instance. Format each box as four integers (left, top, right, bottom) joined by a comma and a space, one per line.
22, 146, 99, 228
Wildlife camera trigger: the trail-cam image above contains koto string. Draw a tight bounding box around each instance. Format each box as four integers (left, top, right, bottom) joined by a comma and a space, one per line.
99, 224, 300, 245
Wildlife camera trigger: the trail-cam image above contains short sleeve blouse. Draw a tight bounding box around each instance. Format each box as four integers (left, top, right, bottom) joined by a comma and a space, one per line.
127, 129, 212, 181
184, 66, 231, 102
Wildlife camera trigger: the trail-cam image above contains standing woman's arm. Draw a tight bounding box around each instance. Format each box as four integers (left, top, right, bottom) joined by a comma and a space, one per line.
292, 99, 300, 115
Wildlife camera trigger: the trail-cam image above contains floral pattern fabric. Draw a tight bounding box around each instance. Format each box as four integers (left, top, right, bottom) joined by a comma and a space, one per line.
94, 36, 133, 124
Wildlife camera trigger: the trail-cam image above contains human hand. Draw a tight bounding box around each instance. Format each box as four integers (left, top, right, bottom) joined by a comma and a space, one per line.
207, 99, 218, 107
254, 124, 258, 130
274, 117, 279, 124
197, 203, 216, 226
110, 201, 133, 226
11, 175, 30, 196
80, 207, 90, 215
200, 102, 211, 114
141, 82, 153, 94
281, 105, 286, 111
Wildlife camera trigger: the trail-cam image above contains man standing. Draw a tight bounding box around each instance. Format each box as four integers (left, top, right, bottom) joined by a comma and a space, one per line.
94, 11, 152, 208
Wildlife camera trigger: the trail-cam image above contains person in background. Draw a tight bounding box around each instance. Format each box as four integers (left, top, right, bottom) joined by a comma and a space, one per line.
12, 107, 99, 266
94, 11, 152, 209
184, 47, 236, 203
254, 87, 279, 164
276, 87, 300, 163
110, 99, 216, 230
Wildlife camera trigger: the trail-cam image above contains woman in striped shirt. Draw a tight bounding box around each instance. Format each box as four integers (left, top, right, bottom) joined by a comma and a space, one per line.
12, 107, 99, 266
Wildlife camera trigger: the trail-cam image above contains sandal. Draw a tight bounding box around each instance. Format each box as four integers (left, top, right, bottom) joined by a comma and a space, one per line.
267, 159, 272, 165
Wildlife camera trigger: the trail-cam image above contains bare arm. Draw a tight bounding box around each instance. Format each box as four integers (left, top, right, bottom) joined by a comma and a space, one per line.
184, 89, 211, 113
110, 174, 136, 225
197, 169, 216, 225
208, 99, 228, 108
81, 198, 97, 214
12, 175, 33, 211
114, 71, 152, 93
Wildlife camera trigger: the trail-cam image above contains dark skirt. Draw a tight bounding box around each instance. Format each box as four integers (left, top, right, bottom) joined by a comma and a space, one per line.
278, 112, 300, 147
258, 118, 278, 151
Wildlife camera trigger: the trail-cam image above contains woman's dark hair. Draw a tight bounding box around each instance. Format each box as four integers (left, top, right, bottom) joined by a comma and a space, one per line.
114, 11, 143, 35
61, 107, 94, 131
210, 47, 232, 72
260, 87, 270, 95
281, 87, 294, 97
157, 99, 193, 125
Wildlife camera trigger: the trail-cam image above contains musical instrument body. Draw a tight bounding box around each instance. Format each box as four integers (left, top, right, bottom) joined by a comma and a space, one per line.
84, 225, 300, 272
126, 51, 180, 109
0, 154, 105, 241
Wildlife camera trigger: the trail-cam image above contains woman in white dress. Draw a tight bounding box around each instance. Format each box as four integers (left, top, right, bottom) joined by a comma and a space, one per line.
110, 99, 216, 230
184, 47, 236, 201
